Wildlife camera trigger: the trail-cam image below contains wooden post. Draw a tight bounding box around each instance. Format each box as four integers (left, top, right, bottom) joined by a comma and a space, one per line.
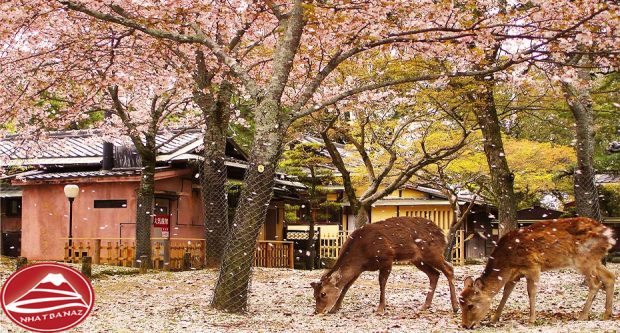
288, 242, 294, 269
182, 251, 191, 271
81, 256, 92, 279
459, 230, 465, 265
16, 257, 28, 271
93, 239, 101, 265
139, 255, 148, 274
163, 239, 170, 271
266, 243, 273, 268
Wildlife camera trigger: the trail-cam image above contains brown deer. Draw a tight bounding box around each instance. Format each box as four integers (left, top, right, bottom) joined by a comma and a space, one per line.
310, 216, 459, 315
460, 217, 616, 329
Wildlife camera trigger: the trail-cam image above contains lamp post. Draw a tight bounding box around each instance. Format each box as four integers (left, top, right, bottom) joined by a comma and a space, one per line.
64, 184, 79, 256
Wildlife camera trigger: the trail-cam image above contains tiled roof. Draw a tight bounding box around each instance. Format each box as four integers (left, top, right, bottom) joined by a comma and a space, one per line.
0, 130, 204, 166
18, 169, 141, 180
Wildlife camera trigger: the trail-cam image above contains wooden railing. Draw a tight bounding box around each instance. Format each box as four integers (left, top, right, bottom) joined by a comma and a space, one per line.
255, 241, 294, 269
64, 238, 294, 270
63, 238, 205, 270
318, 231, 350, 259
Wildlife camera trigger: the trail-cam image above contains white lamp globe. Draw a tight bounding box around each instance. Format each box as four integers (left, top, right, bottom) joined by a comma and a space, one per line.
64, 184, 80, 199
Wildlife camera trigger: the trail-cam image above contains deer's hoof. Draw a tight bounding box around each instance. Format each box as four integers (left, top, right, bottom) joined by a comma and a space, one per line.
376, 307, 386, 315
452, 307, 459, 314
602, 313, 612, 320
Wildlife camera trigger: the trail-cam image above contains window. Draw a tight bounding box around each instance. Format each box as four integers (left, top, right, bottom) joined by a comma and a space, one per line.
94, 200, 127, 209
5, 198, 21, 217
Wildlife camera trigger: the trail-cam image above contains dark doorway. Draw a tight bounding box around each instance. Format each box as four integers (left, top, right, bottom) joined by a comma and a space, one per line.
265, 207, 277, 240
2, 232, 21, 257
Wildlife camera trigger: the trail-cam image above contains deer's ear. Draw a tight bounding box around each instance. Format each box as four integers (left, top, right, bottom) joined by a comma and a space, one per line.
310, 282, 320, 289
463, 276, 474, 288
474, 278, 484, 290
329, 270, 342, 285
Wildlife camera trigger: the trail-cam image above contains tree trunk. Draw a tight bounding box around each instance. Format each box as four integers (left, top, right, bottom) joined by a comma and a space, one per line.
192, 51, 234, 267
211, 100, 285, 312
355, 204, 371, 228
473, 79, 517, 237
202, 129, 229, 267
135, 153, 156, 267
562, 81, 601, 220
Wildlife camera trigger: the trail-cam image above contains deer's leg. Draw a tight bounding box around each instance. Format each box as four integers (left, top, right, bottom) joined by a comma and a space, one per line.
578, 268, 602, 321
415, 262, 440, 311
437, 260, 459, 313
596, 264, 616, 320
377, 266, 392, 315
492, 278, 519, 323
525, 273, 540, 324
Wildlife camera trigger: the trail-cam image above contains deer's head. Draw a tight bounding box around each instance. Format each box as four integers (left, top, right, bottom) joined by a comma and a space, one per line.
460, 276, 492, 329
310, 270, 343, 314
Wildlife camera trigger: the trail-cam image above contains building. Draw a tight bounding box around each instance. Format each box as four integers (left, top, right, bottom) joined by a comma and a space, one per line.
0, 130, 304, 260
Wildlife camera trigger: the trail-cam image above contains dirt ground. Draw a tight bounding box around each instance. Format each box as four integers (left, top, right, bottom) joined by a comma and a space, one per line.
1, 261, 619, 332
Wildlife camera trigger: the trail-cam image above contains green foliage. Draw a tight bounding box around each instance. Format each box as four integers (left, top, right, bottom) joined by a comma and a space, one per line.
592, 73, 620, 172
447, 135, 575, 208
599, 183, 620, 217
280, 142, 339, 223
284, 204, 301, 223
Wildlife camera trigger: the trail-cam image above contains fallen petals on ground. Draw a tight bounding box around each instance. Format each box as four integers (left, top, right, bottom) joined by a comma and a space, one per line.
1, 261, 619, 332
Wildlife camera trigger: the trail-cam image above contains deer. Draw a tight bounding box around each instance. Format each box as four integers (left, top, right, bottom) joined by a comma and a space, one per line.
460, 217, 617, 329
310, 216, 459, 315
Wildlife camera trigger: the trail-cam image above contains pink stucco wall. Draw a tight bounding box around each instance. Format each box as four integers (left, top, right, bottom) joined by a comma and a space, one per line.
17, 170, 204, 260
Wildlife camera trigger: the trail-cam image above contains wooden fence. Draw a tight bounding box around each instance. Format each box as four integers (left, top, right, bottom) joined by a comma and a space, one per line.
255, 241, 294, 269
318, 231, 350, 259
64, 238, 294, 269
451, 230, 465, 266
317, 229, 466, 266
63, 238, 205, 270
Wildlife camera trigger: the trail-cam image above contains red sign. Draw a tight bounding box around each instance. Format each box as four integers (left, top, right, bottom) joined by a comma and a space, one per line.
1, 262, 95, 332
153, 214, 170, 228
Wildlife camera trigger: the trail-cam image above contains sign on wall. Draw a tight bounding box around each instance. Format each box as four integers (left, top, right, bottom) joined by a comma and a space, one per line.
153, 214, 170, 228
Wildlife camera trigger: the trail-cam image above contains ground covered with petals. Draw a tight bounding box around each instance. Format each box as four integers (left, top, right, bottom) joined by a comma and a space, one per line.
1, 260, 619, 332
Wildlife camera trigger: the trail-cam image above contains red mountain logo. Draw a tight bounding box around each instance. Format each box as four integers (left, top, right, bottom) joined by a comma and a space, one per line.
1, 263, 94, 333
5, 273, 89, 314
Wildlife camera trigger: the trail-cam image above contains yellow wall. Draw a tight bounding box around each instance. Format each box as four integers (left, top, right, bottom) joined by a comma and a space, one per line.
326, 193, 339, 201
332, 187, 449, 232
366, 205, 453, 232
356, 187, 429, 199
287, 224, 340, 235
400, 205, 453, 231
399, 188, 428, 199
370, 206, 398, 223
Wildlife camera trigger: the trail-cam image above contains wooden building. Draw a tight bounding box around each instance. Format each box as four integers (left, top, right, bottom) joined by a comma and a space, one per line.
0, 130, 304, 260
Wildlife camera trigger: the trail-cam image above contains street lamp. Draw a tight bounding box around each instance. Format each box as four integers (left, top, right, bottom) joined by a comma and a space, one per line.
64, 184, 79, 255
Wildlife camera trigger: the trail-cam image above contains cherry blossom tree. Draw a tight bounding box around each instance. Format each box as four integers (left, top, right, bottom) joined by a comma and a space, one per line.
3, 0, 618, 313
317, 85, 473, 227
0, 3, 200, 265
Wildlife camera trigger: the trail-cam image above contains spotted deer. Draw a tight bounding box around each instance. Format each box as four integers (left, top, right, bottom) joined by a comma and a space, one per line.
460, 217, 616, 329
310, 216, 459, 315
